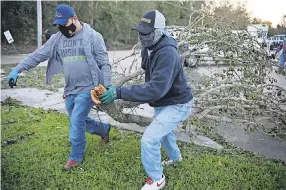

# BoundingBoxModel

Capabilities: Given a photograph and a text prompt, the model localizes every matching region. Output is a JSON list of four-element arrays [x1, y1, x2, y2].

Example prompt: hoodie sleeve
[[13, 34, 56, 73], [117, 48, 179, 103], [92, 30, 111, 87]]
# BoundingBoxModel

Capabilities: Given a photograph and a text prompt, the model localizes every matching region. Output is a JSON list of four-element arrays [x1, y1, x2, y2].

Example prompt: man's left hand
[[99, 86, 118, 104]]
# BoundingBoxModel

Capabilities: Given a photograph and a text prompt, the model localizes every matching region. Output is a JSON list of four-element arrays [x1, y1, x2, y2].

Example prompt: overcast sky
[[247, 0, 286, 27], [210, 0, 286, 27]]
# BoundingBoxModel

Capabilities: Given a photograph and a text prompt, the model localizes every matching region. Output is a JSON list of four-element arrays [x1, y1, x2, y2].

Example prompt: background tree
[[251, 17, 262, 24], [211, 1, 250, 29], [280, 14, 286, 28], [1, 0, 248, 47], [261, 20, 272, 28], [1, 1, 37, 43]]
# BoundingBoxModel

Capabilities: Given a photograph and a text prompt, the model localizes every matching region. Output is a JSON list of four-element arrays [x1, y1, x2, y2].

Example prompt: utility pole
[[37, 0, 42, 48]]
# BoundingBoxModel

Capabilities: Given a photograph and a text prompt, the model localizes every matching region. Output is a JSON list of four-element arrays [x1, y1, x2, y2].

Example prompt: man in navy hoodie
[[100, 10, 194, 190]]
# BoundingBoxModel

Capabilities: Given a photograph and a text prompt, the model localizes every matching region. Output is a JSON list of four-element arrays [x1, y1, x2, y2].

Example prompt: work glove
[[91, 84, 106, 105], [104, 85, 111, 90], [7, 70, 19, 88], [99, 86, 118, 104]]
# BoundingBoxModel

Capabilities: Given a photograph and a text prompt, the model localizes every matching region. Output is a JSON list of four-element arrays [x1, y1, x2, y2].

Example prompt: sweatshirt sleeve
[[92, 31, 111, 87], [13, 34, 56, 73], [117, 49, 179, 103]]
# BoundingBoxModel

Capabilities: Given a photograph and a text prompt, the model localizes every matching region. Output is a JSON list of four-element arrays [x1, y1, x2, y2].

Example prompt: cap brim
[[53, 17, 69, 26], [132, 23, 154, 34]]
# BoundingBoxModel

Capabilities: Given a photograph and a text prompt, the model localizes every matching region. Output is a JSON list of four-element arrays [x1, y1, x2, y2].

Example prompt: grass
[[1, 98, 286, 190], [1, 65, 65, 92]]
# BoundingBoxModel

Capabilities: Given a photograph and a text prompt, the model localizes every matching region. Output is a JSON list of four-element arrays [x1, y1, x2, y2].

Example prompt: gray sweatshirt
[[14, 23, 111, 87]]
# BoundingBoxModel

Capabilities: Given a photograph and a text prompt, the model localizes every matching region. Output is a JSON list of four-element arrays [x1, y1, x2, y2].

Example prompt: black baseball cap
[[132, 10, 166, 34]]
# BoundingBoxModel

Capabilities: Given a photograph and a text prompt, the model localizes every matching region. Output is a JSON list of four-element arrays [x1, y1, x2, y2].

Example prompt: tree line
[[1, 1, 285, 47]]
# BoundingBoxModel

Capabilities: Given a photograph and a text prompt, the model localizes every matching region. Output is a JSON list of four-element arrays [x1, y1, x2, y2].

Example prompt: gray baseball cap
[[132, 10, 166, 34]]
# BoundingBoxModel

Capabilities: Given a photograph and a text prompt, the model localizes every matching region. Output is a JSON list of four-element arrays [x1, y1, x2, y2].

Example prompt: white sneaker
[[161, 157, 182, 166], [141, 175, 166, 190]]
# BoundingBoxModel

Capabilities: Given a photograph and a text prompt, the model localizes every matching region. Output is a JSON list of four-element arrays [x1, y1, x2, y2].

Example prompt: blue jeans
[[65, 92, 110, 162], [280, 51, 285, 70], [141, 100, 194, 181]]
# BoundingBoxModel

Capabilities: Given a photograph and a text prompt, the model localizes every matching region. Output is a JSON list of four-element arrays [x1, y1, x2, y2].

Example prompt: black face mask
[[58, 23, 76, 38]]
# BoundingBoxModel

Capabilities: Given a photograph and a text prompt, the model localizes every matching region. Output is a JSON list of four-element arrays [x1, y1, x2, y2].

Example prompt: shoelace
[[145, 177, 153, 185]]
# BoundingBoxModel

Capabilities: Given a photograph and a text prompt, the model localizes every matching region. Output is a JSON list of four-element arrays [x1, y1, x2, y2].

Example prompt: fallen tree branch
[[115, 69, 144, 86]]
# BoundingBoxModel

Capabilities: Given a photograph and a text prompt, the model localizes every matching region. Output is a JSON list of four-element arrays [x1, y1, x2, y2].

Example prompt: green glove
[[104, 85, 111, 89], [99, 86, 118, 104]]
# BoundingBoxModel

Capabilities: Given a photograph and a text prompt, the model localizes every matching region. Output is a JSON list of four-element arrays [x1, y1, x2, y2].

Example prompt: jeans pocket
[[177, 100, 194, 122], [166, 106, 189, 123], [180, 107, 191, 122]]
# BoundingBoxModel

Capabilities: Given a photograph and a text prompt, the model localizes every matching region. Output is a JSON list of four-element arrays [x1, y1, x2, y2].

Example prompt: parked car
[[266, 35, 286, 59], [267, 35, 286, 46]]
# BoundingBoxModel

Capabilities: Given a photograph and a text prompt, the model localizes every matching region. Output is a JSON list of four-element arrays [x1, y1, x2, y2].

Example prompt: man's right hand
[[7, 70, 19, 88]]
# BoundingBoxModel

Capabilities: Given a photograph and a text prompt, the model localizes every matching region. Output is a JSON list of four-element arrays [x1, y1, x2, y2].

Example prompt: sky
[[246, 0, 286, 27], [210, 0, 286, 27]]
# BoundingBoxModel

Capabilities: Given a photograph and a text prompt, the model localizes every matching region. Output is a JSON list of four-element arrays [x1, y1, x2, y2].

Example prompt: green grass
[[1, 98, 286, 190], [1, 66, 65, 91]]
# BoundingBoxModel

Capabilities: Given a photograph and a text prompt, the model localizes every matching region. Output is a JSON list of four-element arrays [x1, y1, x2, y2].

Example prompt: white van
[[247, 24, 269, 44]]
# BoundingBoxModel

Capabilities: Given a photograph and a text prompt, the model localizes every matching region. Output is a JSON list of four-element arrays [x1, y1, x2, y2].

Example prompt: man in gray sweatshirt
[[7, 4, 112, 170]]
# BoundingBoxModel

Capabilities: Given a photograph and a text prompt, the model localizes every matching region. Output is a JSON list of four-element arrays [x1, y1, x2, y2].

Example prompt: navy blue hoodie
[[116, 35, 193, 107]]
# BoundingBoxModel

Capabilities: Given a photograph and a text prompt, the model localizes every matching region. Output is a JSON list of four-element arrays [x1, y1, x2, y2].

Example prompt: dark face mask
[[139, 32, 155, 48], [58, 22, 76, 38]]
